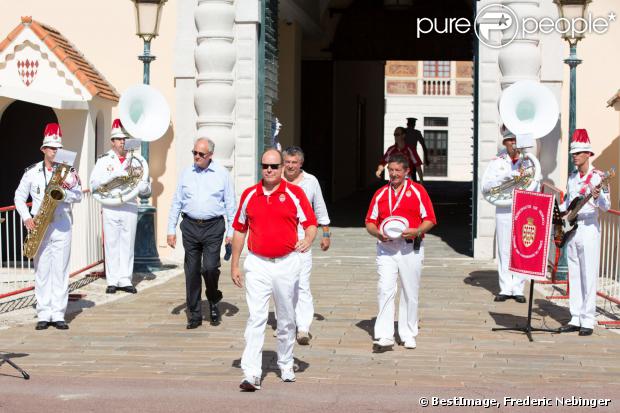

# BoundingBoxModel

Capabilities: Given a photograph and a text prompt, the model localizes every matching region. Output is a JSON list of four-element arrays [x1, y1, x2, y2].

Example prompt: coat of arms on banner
[[17, 59, 39, 86], [521, 217, 536, 248]]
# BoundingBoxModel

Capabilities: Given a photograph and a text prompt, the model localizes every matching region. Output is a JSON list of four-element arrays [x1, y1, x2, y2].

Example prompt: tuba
[[92, 85, 170, 206], [23, 150, 77, 259], [483, 80, 557, 207]]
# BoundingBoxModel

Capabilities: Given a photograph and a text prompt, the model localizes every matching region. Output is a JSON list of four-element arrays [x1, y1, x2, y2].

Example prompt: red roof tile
[[0, 16, 119, 102]]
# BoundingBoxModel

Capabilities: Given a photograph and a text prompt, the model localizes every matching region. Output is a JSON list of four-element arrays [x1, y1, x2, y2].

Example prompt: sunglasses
[[191, 150, 210, 158], [261, 163, 281, 170]]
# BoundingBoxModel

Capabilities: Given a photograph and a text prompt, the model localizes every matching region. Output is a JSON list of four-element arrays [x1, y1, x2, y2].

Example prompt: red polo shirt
[[380, 144, 421, 169], [365, 179, 437, 237], [233, 180, 317, 258]]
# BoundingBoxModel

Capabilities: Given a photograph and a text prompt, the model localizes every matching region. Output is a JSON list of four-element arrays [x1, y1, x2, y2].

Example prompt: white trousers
[[496, 210, 525, 296], [295, 250, 314, 332], [34, 225, 72, 322], [241, 252, 301, 378], [374, 239, 424, 342], [567, 219, 600, 329], [103, 204, 138, 287]]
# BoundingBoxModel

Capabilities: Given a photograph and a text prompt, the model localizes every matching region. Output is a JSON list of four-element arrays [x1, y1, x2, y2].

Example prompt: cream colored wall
[[0, 1, 178, 257], [273, 20, 302, 149], [559, 0, 619, 207]]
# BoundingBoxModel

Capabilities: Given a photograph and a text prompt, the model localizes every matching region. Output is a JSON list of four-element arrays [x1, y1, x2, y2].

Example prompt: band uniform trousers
[[34, 221, 72, 322], [295, 249, 314, 333], [374, 238, 424, 343], [241, 252, 301, 379], [103, 204, 138, 288], [566, 216, 600, 329], [180, 216, 225, 321], [496, 208, 525, 296]]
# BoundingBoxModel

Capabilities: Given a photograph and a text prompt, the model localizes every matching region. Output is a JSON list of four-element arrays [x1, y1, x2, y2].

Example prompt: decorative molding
[[195, 0, 236, 167]]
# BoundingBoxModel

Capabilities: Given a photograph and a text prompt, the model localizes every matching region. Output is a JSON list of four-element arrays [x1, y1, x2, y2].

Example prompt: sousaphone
[[484, 80, 558, 207], [93, 85, 170, 206]]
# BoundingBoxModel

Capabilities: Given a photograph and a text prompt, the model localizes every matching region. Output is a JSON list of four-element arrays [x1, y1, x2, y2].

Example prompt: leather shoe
[[514, 295, 526, 303], [559, 324, 580, 333], [53, 321, 69, 330], [119, 286, 138, 294], [494, 294, 510, 302], [579, 327, 593, 336], [210, 303, 220, 324], [186, 319, 202, 329], [106, 286, 117, 294], [35, 321, 50, 330]]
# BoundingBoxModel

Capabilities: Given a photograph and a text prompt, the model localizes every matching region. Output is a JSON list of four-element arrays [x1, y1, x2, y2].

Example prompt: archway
[[0, 100, 58, 206]]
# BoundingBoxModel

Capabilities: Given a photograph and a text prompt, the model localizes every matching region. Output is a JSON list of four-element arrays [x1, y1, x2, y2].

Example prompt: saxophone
[[23, 164, 70, 259]]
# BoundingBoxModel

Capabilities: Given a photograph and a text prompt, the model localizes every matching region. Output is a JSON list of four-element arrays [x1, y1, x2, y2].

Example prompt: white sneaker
[[372, 337, 395, 351], [403, 339, 417, 349], [281, 368, 296, 382], [296, 331, 311, 345], [239, 376, 261, 391]]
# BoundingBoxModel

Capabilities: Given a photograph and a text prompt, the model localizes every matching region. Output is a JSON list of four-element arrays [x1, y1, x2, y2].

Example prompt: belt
[[181, 213, 223, 224]]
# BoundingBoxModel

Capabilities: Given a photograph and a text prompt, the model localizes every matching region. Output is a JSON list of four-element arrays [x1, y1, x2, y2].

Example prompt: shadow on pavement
[[170, 301, 239, 321], [465, 270, 500, 296], [65, 299, 95, 323], [232, 351, 310, 380]]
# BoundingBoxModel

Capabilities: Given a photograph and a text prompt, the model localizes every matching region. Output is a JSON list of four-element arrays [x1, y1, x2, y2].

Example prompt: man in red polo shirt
[[366, 153, 436, 352], [231, 148, 317, 391]]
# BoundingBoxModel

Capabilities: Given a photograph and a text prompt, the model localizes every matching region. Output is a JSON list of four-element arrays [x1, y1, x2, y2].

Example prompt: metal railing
[[0, 190, 103, 303], [598, 209, 620, 326]]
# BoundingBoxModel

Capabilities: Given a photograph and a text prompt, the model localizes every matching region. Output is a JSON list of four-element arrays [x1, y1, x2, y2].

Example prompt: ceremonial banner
[[509, 189, 554, 280]]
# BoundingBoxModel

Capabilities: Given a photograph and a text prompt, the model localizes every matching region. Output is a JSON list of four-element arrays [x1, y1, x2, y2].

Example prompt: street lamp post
[[131, 0, 167, 272], [553, 0, 591, 279]]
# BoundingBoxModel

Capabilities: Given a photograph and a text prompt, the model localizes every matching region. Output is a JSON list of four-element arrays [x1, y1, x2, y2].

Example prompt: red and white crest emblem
[[406, 190, 412, 197], [521, 217, 536, 248], [17, 59, 39, 86], [279, 194, 286, 203]]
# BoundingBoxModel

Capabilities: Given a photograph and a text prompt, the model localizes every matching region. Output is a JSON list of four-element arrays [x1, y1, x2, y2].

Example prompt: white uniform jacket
[[481, 151, 540, 213], [14, 161, 82, 225], [295, 171, 330, 239], [90, 149, 151, 207], [560, 166, 611, 217]]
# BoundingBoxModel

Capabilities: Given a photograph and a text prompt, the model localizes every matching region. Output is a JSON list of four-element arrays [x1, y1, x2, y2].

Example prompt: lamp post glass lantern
[[554, 0, 590, 279], [131, 0, 167, 271]]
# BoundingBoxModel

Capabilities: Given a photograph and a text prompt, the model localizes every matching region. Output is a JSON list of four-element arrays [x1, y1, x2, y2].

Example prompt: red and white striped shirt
[[233, 180, 317, 258], [365, 179, 437, 237]]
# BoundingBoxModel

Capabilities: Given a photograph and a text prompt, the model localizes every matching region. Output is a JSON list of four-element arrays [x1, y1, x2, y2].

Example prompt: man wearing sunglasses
[[231, 148, 317, 391], [167, 138, 236, 329]]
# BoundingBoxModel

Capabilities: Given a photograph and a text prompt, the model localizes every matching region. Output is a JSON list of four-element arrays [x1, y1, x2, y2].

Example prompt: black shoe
[[186, 319, 202, 329], [559, 324, 580, 333], [210, 303, 221, 324], [494, 294, 510, 302], [35, 321, 50, 330], [579, 327, 593, 336], [119, 286, 138, 294], [53, 321, 69, 330], [106, 286, 117, 294], [514, 295, 526, 303]]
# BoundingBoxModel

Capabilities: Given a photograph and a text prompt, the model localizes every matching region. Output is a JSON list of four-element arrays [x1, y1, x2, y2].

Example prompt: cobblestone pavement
[[1, 228, 619, 411]]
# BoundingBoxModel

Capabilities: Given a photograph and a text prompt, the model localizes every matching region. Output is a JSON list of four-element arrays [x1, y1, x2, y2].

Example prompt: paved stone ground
[[1, 228, 619, 412]]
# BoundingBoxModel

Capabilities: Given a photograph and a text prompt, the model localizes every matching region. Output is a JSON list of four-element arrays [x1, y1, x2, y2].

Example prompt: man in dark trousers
[[405, 117, 430, 168], [167, 138, 236, 329]]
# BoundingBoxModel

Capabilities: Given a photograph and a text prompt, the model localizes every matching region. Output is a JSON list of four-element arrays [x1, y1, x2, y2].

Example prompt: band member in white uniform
[[481, 127, 528, 303], [15, 123, 82, 330], [231, 148, 317, 391], [365, 153, 436, 351], [559, 129, 611, 336], [90, 119, 150, 294], [282, 146, 331, 345]]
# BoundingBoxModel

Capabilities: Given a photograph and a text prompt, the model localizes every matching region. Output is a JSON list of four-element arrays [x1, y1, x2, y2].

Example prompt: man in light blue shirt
[[167, 138, 236, 329]]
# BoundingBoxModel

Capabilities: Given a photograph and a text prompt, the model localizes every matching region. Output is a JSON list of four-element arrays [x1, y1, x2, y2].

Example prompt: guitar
[[559, 167, 615, 248]]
